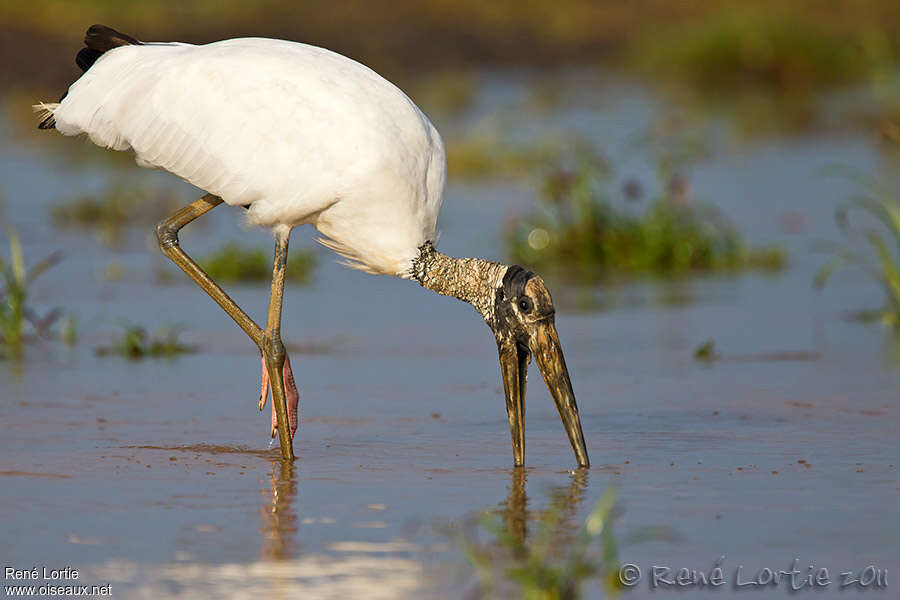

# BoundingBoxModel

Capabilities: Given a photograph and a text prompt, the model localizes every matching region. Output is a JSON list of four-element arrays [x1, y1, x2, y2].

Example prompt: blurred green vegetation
[[630, 10, 899, 136], [694, 339, 718, 362], [814, 167, 900, 326], [0, 228, 65, 359], [95, 321, 194, 359], [52, 184, 182, 229], [408, 71, 479, 119], [632, 12, 889, 93], [506, 154, 786, 279], [3, 1, 899, 167], [198, 243, 316, 284], [51, 183, 185, 248], [446, 137, 565, 180], [3, 1, 898, 93]]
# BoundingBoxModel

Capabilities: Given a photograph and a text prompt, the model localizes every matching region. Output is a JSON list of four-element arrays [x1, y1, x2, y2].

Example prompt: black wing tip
[[76, 24, 142, 73], [75, 48, 103, 72], [84, 24, 142, 52], [37, 115, 56, 130]]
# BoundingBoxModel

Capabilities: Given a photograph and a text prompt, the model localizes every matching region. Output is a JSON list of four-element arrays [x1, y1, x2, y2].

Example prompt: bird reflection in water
[[259, 458, 299, 560], [496, 467, 589, 558], [464, 469, 676, 598], [460, 467, 603, 599]]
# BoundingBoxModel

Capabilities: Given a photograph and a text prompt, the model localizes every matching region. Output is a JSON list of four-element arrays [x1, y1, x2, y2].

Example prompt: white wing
[[48, 38, 446, 276]]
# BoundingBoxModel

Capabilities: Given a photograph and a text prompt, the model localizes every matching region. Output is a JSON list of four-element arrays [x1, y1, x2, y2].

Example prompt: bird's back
[[48, 37, 446, 276]]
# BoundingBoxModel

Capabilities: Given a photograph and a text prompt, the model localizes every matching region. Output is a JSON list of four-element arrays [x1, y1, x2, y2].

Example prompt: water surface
[[1, 74, 897, 598]]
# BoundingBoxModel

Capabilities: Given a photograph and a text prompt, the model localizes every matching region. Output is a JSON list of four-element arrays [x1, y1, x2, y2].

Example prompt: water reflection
[[498, 467, 528, 546], [259, 458, 299, 560], [545, 467, 590, 544], [463, 468, 594, 599], [496, 467, 589, 549]]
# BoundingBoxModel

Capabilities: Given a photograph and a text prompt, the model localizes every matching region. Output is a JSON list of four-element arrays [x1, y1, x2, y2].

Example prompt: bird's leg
[[260, 225, 298, 458], [155, 194, 265, 347], [154, 194, 295, 460]]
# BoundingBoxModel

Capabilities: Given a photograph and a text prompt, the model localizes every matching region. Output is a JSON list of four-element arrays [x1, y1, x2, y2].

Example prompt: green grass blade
[[25, 250, 64, 285], [585, 488, 617, 537], [810, 239, 879, 274], [8, 229, 25, 287], [864, 229, 900, 306], [841, 194, 900, 251], [813, 255, 850, 289]]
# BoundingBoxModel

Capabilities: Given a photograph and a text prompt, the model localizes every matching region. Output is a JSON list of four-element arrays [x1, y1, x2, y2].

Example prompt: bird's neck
[[410, 241, 506, 323]]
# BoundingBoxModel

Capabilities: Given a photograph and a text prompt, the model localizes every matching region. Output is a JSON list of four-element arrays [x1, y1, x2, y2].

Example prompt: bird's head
[[412, 242, 589, 468], [489, 265, 589, 468]]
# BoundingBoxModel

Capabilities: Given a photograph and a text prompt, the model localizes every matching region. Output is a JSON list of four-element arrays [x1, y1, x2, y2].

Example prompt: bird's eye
[[518, 297, 533, 313]]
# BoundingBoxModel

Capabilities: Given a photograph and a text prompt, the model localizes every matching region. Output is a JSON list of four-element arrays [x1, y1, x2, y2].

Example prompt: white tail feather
[[32, 102, 59, 124]]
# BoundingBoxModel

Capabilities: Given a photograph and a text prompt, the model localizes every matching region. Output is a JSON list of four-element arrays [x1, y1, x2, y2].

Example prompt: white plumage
[[47, 37, 446, 276]]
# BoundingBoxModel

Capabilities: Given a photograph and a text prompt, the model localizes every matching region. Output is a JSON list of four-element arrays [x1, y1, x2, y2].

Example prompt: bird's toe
[[266, 354, 299, 439]]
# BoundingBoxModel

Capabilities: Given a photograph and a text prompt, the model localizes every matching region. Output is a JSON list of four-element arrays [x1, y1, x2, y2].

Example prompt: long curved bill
[[498, 319, 590, 468], [498, 343, 529, 466]]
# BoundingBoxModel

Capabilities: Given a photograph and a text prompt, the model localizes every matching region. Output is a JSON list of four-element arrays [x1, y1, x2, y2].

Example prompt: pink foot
[[258, 354, 300, 439]]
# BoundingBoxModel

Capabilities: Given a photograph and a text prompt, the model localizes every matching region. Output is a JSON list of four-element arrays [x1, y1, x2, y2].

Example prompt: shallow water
[[1, 74, 898, 598]]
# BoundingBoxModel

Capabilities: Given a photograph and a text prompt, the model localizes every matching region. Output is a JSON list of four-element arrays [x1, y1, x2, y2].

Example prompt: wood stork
[[36, 25, 589, 467]]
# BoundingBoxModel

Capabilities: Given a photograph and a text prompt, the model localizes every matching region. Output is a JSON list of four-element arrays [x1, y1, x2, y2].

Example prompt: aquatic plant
[[693, 339, 717, 362], [0, 229, 64, 359], [631, 13, 896, 136], [506, 156, 786, 278], [198, 243, 316, 284], [633, 13, 878, 93], [872, 111, 900, 151], [60, 314, 77, 346], [95, 322, 195, 359], [445, 135, 582, 180], [410, 70, 479, 118], [814, 167, 900, 325], [52, 183, 183, 231]]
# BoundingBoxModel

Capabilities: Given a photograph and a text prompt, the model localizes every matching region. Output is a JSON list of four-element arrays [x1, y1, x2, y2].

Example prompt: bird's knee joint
[[155, 221, 179, 250], [265, 335, 286, 366]]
